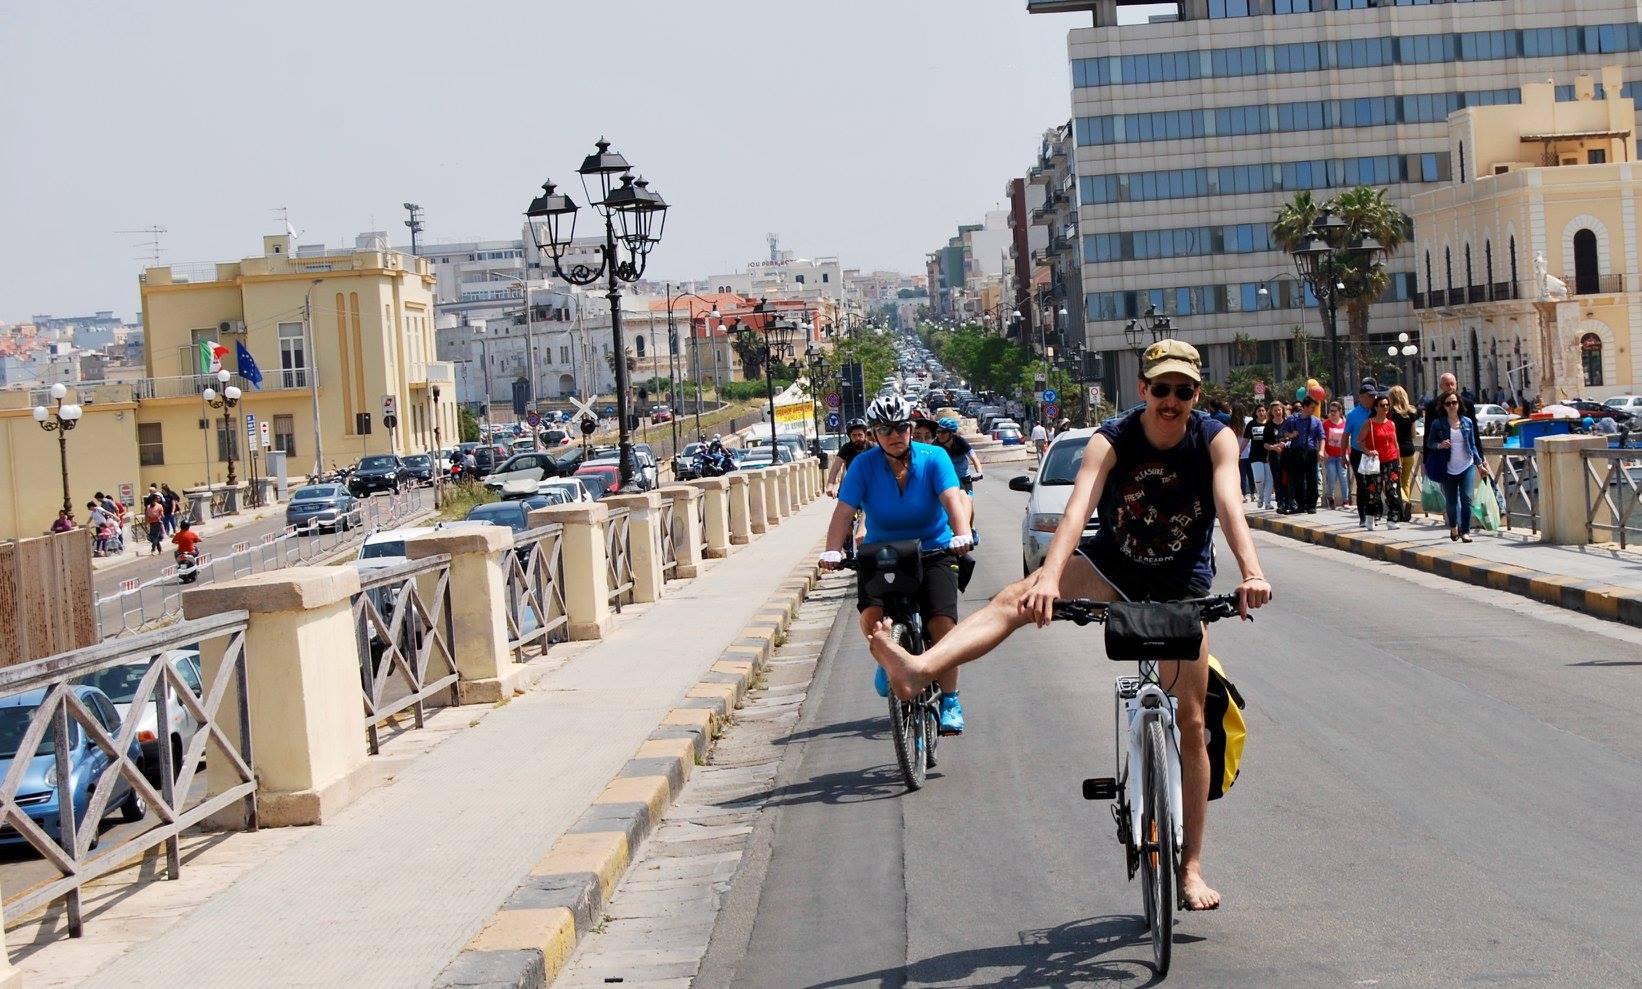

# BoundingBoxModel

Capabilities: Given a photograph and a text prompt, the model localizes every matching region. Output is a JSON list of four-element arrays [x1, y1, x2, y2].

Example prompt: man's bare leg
[[868, 554, 1111, 699], [859, 608, 959, 692], [1163, 634, 1219, 910]]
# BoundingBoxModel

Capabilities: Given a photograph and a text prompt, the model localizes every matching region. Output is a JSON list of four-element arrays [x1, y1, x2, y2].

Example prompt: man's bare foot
[[1180, 865, 1220, 911], [866, 618, 930, 700]]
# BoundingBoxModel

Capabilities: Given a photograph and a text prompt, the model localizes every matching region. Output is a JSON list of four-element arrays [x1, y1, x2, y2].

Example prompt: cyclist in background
[[866, 341, 1271, 909], [820, 395, 974, 734], [825, 419, 871, 497], [933, 415, 982, 535]]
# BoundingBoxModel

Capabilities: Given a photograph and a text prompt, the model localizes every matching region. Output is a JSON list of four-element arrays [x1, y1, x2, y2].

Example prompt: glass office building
[[1036, 0, 1642, 386]]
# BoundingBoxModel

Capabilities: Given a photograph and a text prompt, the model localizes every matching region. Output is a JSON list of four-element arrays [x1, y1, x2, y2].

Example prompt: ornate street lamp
[[806, 344, 830, 442], [33, 382, 82, 516], [667, 289, 720, 442], [1289, 209, 1386, 393], [750, 298, 796, 456], [203, 368, 243, 512], [525, 139, 670, 487]]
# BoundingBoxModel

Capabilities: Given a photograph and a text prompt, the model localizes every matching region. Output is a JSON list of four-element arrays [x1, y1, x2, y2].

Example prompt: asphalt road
[[704, 479, 1642, 987]]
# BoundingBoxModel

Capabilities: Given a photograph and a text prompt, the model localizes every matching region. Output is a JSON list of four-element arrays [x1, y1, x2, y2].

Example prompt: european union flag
[[235, 340, 264, 390]]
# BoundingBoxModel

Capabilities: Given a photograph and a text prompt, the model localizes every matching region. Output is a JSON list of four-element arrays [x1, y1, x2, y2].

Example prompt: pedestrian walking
[[1354, 393, 1403, 530], [1387, 385, 1420, 513], [1231, 402, 1254, 501], [1321, 401, 1351, 510], [1030, 421, 1049, 460], [49, 509, 75, 534], [1245, 405, 1275, 508], [1265, 400, 1292, 512], [1425, 392, 1488, 542], [143, 494, 165, 554], [160, 483, 181, 535], [1280, 396, 1323, 513]]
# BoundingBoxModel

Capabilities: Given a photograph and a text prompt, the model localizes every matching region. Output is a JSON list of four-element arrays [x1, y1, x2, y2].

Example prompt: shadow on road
[[720, 764, 918, 810], [802, 914, 1198, 988], [777, 715, 890, 747]]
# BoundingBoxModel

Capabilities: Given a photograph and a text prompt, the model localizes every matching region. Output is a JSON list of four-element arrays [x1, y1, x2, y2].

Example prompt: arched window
[[1581, 333, 1604, 386], [634, 334, 646, 358], [1484, 240, 1494, 293], [1445, 247, 1454, 293], [1464, 244, 1474, 294], [1509, 236, 1519, 296], [1573, 229, 1599, 294]]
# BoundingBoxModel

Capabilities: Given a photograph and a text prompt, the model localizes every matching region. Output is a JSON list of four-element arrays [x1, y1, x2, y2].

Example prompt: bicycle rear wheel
[[1140, 718, 1174, 975], [888, 623, 927, 790]]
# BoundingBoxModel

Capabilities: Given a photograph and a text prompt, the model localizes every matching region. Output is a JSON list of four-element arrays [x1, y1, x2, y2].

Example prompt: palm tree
[[1271, 190, 1321, 253], [1332, 186, 1409, 368]]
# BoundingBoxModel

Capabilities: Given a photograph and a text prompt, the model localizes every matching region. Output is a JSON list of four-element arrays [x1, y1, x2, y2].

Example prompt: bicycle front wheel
[[1140, 718, 1174, 975], [888, 623, 927, 791]]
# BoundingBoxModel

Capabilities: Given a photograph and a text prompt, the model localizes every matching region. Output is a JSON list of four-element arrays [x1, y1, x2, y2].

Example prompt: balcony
[[1567, 273, 1626, 296], [407, 362, 455, 387], [1426, 289, 1447, 308], [1489, 282, 1518, 302], [1467, 285, 1488, 305]]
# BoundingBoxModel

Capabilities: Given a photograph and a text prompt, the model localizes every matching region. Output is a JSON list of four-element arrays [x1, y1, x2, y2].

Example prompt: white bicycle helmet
[[866, 394, 913, 427]]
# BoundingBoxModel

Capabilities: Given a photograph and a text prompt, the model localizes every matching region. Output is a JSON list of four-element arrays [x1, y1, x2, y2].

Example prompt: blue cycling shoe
[[873, 664, 890, 698], [938, 692, 966, 735]]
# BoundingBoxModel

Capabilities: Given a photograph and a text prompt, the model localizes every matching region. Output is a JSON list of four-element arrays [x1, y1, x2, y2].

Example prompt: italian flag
[[198, 340, 229, 373]]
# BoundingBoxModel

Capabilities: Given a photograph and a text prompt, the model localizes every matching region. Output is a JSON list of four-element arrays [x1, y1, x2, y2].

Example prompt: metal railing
[[1583, 447, 1642, 548], [95, 488, 436, 638], [0, 612, 256, 936], [353, 555, 458, 754], [1566, 273, 1626, 296], [695, 493, 709, 557], [606, 508, 634, 610], [506, 524, 569, 660], [660, 503, 678, 580], [1479, 441, 1540, 534]]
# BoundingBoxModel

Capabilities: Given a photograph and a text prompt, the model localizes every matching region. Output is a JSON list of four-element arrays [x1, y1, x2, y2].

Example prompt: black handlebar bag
[[1104, 601, 1203, 662], [859, 540, 924, 600]]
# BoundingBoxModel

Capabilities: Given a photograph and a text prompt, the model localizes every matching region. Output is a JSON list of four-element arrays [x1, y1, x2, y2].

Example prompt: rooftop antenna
[[271, 206, 304, 242], [767, 232, 780, 263], [117, 225, 167, 265]]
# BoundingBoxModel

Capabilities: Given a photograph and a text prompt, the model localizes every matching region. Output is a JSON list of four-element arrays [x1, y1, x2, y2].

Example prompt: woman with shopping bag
[[1353, 393, 1402, 530], [1424, 393, 1489, 542]]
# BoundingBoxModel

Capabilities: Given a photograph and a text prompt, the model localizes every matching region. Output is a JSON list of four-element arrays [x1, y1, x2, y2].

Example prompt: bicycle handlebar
[[1050, 592, 1243, 627], [836, 548, 956, 573]]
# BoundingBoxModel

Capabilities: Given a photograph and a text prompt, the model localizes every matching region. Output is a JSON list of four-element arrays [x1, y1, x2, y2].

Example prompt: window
[[215, 423, 240, 462], [1509, 236, 1519, 293], [1573, 229, 1600, 294], [278, 321, 307, 388], [1588, 149, 1607, 165], [559, 345, 570, 364], [1424, 252, 1433, 297], [138, 422, 164, 466], [1445, 248, 1454, 293], [1464, 244, 1474, 290], [1581, 333, 1604, 386], [273, 414, 296, 457], [1484, 241, 1494, 289], [1458, 141, 1466, 183]]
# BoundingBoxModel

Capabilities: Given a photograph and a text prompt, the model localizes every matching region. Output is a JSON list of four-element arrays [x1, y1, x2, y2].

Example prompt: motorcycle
[[692, 450, 737, 478], [175, 547, 201, 584]]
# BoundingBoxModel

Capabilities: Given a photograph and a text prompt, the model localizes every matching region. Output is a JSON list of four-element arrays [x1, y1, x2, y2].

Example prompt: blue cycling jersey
[[837, 442, 958, 551]]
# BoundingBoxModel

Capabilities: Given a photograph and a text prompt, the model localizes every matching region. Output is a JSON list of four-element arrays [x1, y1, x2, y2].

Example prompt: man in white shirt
[[1030, 422, 1049, 459]]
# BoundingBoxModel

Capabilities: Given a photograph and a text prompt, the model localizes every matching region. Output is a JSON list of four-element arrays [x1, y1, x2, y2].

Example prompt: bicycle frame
[[1116, 673, 1184, 854]]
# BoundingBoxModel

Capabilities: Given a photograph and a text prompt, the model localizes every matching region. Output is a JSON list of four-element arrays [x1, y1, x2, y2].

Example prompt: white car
[[1603, 395, 1642, 414], [1474, 403, 1512, 434], [78, 649, 206, 783], [1009, 427, 1098, 576], [357, 526, 440, 568], [536, 477, 592, 503]]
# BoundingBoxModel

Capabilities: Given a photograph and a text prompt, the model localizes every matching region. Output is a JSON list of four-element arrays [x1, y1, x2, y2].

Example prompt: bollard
[[784, 461, 801, 510], [403, 525, 521, 703], [799, 458, 814, 502], [605, 491, 666, 603], [183, 567, 370, 827], [530, 502, 615, 639], [744, 471, 769, 534], [661, 484, 705, 577], [687, 476, 731, 558], [725, 474, 753, 544], [1536, 434, 1609, 545]]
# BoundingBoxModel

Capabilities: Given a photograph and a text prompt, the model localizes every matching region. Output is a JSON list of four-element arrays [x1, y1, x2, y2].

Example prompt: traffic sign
[[825, 412, 841, 429], [1044, 403, 1060, 420], [825, 392, 841, 410], [244, 413, 257, 436], [1041, 388, 1058, 404], [259, 420, 271, 449], [526, 411, 542, 428]]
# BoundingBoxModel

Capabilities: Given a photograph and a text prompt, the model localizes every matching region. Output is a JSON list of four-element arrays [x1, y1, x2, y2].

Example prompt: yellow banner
[[774, 402, 811, 427]]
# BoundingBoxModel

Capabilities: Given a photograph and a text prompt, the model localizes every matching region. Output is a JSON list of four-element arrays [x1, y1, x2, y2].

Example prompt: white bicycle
[[1052, 592, 1243, 976]]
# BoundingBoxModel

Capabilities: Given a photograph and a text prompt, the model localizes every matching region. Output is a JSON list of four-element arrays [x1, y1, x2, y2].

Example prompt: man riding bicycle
[[821, 396, 975, 734], [867, 340, 1272, 910], [824, 419, 871, 498], [933, 415, 982, 535]]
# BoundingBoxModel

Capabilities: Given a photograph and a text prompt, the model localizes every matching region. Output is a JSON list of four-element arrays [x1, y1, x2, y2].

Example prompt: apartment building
[[1033, 0, 1642, 391]]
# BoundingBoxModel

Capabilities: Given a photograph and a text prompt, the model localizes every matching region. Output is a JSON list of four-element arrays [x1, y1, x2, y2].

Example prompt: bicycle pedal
[[1082, 777, 1119, 800]]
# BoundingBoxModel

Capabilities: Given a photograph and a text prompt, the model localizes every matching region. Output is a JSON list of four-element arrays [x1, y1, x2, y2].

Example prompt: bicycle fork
[[1083, 683, 1185, 853]]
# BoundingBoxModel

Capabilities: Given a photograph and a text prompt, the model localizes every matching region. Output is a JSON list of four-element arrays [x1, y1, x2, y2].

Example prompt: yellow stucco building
[[0, 234, 456, 540], [1412, 67, 1640, 403]]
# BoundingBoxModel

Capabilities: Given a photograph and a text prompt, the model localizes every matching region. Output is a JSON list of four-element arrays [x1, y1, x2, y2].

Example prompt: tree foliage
[[458, 406, 481, 443], [921, 324, 1031, 398]]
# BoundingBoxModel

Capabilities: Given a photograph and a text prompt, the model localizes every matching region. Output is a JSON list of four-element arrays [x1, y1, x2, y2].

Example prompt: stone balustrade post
[[744, 471, 769, 534], [605, 491, 666, 603], [687, 476, 731, 557], [660, 484, 705, 577], [725, 474, 753, 544], [785, 461, 802, 509], [529, 502, 615, 639], [403, 525, 521, 703], [765, 468, 785, 525], [183, 567, 370, 827], [1537, 434, 1608, 545], [800, 458, 815, 502]]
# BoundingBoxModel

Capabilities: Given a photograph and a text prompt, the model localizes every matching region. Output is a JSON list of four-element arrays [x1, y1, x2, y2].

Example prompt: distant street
[[706, 478, 1642, 986]]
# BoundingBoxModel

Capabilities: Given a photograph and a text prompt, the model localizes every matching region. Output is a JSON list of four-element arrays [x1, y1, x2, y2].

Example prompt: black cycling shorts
[[856, 555, 961, 624], [1076, 545, 1211, 603]]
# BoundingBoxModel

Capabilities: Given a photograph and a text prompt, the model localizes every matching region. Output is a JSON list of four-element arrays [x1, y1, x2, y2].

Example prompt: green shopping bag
[[1471, 475, 1502, 531], [1420, 476, 1446, 513]]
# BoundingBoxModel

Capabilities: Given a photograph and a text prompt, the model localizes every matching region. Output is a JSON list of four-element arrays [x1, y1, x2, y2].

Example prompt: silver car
[[77, 649, 206, 783], [1009, 428, 1098, 576]]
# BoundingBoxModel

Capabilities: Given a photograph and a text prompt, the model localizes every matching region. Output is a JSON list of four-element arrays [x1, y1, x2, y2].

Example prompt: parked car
[[1473, 403, 1512, 434], [286, 484, 359, 533], [574, 463, 627, 497], [746, 435, 807, 463], [357, 526, 440, 566], [401, 454, 436, 486], [0, 685, 147, 847], [470, 444, 509, 478], [484, 452, 564, 491], [582, 458, 653, 491], [540, 428, 572, 447], [76, 650, 206, 785], [1563, 399, 1636, 424], [1010, 427, 1097, 575], [571, 473, 613, 501], [463, 498, 550, 533], [993, 424, 1025, 446], [1602, 395, 1642, 415], [534, 477, 592, 504], [588, 446, 659, 489], [737, 450, 781, 470], [349, 455, 410, 497]]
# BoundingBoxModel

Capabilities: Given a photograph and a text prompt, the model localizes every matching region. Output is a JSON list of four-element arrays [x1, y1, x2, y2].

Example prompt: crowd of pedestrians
[[45, 482, 186, 558]]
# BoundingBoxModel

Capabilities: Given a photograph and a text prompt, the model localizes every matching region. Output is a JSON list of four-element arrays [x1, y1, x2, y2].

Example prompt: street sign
[[526, 411, 542, 428], [1041, 388, 1058, 404], [1253, 379, 1266, 399], [1089, 385, 1103, 407], [245, 413, 257, 437], [825, 392, 841, 410], [1044, 403, 1060, 420], [825, 412, 841, 429], [566, 395, 601, 421], [259, 420, 270, 449]]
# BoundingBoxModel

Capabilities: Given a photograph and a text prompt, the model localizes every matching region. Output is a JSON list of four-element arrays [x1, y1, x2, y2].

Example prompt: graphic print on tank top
[[1109, 456, 1209, 566]]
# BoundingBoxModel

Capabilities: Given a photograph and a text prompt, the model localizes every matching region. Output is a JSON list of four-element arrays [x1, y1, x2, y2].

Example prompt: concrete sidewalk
[[56, 499, 830, 988], [1246, 505, 1642, 625]]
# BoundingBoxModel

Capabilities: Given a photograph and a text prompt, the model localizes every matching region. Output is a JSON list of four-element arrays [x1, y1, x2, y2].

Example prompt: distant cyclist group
[[820, 338, 1272, 914]]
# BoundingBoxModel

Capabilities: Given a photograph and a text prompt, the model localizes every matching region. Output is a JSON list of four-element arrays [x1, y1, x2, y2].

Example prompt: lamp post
[[33, 382, 82, 516], [1123, 304, 1174, 358], [203, 369, 243, 513], [750, 298, 796, 455], [1287, 209, 1386, 393], [484, 268, 540, 449], [525, 139, 670, 488], [1387, 331, 1419, 388], [667, 287, 720, 443], [806, 344, 830, 441]]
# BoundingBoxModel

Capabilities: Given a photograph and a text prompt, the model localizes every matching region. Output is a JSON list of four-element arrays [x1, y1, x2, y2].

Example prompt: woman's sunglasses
[[1148, 382, 1199, 401], [874, 422, 912, 436], [1443, 400, 1460, 407]]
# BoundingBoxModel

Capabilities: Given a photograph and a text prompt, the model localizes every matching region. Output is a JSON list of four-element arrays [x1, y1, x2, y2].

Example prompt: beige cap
[[1141, 339, 1202, 383]]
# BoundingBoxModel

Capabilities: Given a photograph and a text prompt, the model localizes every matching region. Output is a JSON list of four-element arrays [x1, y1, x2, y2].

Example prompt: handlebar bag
[[1104, 601, 1202, 662], [858, 539, 923, 600]]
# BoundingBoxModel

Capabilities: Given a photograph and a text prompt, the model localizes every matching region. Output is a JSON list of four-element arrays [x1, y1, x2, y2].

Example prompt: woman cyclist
[[820, 396, 975, 733], [933, 415, 982, 537]]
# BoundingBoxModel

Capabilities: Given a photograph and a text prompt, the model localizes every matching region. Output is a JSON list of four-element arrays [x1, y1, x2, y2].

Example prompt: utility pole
[[524, 277, 537, 450], [305, 280, 325, 478]]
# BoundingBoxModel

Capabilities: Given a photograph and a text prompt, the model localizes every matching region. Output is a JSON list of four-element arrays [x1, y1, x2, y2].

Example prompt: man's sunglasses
[[1148, 382, 1199, 401], [874, 422, 912, 436]]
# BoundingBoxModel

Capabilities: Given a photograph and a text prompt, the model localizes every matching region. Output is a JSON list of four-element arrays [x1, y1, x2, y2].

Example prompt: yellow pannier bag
[[1203, 654, 1246, 800]]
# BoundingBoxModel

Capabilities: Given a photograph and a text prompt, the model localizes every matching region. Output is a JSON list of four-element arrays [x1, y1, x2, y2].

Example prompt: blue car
[[0, 686, 147, 849]]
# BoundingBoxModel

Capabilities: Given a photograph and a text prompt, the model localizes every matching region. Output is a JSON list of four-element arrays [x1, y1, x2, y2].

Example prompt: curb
[[435, 552, 826, 989], [1247, 513, 1642, 629]]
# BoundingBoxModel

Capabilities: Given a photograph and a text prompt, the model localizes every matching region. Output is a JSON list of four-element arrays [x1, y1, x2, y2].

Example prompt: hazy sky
[[0, 1, 1171, 322]]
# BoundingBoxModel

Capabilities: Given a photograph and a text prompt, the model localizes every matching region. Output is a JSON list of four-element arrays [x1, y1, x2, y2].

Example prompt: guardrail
[[353, 555, 458, 755], [1582, 448, 1642, 548], [505, 524, 569, 661], [660, 504, 678, 580], [95, 488, 435, 639], [606, 508, 634, 610], [694, 492, 709, 558], [1479, 442, 1541, 534], [0, 612, 256, 937]]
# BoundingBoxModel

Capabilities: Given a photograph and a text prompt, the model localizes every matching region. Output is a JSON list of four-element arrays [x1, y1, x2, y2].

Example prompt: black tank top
[[1091, 410, 1223, 585]]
